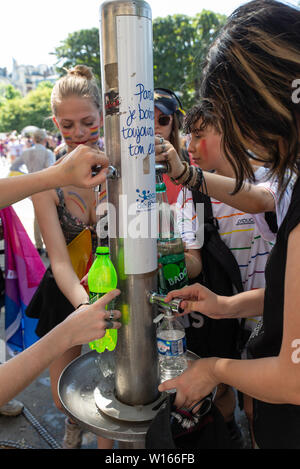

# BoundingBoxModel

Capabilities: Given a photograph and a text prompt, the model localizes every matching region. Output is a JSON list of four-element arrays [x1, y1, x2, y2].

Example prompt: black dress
[[247, 176, 300, 449]]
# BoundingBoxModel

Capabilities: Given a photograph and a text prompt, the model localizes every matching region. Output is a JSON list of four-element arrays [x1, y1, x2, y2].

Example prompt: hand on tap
[[54, 144, 109, 189]]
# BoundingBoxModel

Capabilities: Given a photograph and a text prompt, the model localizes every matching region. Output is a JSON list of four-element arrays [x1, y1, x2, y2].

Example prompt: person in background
[[10, 128, 56, 254], [154, 88, 189, 205]]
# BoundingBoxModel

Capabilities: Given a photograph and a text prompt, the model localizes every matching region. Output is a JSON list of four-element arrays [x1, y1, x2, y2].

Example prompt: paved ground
[[0, 158, 251, 450]]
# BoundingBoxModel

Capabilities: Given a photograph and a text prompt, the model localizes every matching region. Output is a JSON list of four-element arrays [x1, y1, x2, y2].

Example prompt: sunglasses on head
[[158, 115, 171, 126]]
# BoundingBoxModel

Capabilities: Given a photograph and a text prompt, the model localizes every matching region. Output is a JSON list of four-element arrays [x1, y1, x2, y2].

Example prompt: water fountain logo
[[136, 188, 156, 212]]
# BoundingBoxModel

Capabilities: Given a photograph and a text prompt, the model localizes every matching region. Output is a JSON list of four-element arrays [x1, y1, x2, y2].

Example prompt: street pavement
[[0, 158, 251, 450]]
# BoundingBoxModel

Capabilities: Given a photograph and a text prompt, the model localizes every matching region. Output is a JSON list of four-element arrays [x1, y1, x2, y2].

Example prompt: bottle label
[[89, 292, 104, 304], [89, 292, 116, 310], [158, 253, 188, 294], [157, 335, 187, 357]]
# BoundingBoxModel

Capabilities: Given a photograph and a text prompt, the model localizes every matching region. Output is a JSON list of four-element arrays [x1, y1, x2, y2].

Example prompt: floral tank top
[[55, 188, 99, 252]]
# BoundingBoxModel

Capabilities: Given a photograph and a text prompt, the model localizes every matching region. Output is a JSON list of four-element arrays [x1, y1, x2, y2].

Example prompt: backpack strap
[[192, 189, 243, 294], [264, 211, 278, 233]]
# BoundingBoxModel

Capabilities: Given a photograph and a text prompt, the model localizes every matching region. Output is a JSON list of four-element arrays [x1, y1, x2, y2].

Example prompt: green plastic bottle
[[156, 180, 188, 294], [88, 246, 118, 353]]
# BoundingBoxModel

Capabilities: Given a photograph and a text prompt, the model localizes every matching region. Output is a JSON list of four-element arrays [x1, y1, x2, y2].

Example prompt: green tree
[[0, 84, 22, 104], [153, 11, 226, 109], [50, 11, 226, 109], [52, 28, 101, 84], [0, 82, 54, 133]]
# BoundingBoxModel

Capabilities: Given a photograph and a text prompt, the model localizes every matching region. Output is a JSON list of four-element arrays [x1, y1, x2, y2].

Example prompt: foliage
[[50, 12, 226, 110], [1, 11, 227, 131], [52, 28, 101, 85], [0, 84, 22, 104], [0, 82, 54, 133], [153, 11, 226, 110]]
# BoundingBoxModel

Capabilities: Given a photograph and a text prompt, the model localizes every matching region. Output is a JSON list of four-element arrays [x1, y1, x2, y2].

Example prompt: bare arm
[[160, 224, 300, 408], [165, 283, 265, 319], [203, 171, 275, 214], [184, 249, 202, 279], [0, 145, 109, 209], [0, 290, 121, 407], [155, 137, 275, 214]]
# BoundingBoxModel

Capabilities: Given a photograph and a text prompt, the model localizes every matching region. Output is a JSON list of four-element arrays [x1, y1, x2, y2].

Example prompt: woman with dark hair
[[158, 0, 300, 449], [154, 88, 189, 204]]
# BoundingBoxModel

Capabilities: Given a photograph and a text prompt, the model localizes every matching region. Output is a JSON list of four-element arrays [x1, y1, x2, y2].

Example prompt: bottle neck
[[157, 185, 176, 240]]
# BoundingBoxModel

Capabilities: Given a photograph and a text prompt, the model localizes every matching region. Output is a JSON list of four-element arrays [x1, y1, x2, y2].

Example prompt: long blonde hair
[[201, 0, 300, 195]]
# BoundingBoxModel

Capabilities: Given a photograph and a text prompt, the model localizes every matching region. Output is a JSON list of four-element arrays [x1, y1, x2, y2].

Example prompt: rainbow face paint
[[89, 125, 100, 144], [200, 139, 208, 159], [61, 125, 100, 146]]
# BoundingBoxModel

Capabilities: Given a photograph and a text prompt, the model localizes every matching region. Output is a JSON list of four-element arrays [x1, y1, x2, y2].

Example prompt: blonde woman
[[30, 66, 112, 449], [158, 0, 300, 449]]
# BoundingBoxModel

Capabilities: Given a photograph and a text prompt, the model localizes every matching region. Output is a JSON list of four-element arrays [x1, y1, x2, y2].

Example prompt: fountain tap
[[147, 291, 183, 316], [93, 165, 119, 192]]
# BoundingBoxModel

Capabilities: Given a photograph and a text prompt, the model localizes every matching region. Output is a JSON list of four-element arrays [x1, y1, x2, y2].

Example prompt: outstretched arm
[[165, 283, 265, 319], [160, 224, 300, 410], [0, 290, 121, 407], [155, 136, 275, 214], [0, 145, 109, 209]]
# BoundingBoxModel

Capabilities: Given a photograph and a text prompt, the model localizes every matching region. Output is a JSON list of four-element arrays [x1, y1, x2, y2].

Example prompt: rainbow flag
[[0, 207, 46, 354]]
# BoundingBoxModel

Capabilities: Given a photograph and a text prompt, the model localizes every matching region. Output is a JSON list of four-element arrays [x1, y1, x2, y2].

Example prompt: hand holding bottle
[[65, 289, 122, 347], [88, 246, 119, 353]]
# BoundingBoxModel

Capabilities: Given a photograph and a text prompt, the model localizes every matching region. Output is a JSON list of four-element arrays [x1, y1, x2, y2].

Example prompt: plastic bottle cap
[[96, 246, 109, 254], [156, 182, 166, 192]]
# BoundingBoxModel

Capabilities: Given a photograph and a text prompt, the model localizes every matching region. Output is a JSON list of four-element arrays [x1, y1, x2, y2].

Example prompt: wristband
[[76, 302, 90, 309], [170, 161, 189, 185], [182, 165, 194, 186], [187, 167, 204, 191]]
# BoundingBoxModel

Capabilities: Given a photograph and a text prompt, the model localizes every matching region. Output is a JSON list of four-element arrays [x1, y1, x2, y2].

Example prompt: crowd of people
[[0, 0, 299, 451], [0, 131, 60, 162]]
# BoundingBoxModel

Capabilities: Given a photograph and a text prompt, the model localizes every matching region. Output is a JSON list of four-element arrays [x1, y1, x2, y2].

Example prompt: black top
[[247, 176, 300, 449]]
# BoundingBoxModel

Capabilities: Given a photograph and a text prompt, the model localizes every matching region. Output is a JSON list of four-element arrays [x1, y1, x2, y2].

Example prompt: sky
[[0, 0, 298, 72]]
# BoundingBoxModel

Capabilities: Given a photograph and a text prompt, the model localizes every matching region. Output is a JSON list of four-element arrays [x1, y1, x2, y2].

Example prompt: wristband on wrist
[[187, 167, 204, 191], [182, 165, 194, 186], [76, 301, 90, 309], [170, 161, 189, 185]]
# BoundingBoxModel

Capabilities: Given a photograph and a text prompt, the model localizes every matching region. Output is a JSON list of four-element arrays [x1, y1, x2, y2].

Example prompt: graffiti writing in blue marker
[[121, 83, 155, 158]]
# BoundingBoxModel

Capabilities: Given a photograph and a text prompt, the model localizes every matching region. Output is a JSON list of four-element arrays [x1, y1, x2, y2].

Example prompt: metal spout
[[155, 162, 170, 175], [148, 291, 183, 315]]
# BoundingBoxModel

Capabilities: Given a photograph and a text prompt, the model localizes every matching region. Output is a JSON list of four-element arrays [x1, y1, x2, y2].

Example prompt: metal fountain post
[[99, 0, 159, 407], [58, 1, 189, 449]]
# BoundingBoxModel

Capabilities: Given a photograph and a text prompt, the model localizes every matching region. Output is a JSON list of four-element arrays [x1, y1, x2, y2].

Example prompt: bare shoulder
[[32, 188, 59, 206]]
